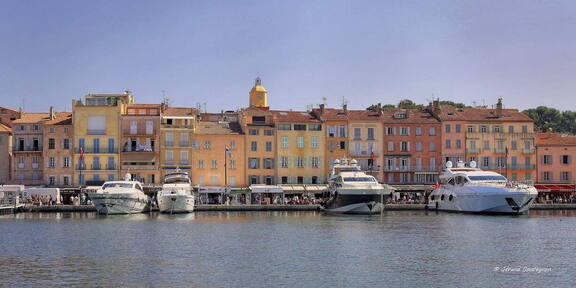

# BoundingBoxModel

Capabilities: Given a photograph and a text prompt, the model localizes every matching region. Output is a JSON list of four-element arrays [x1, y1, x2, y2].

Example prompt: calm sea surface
[[1, 210, 576, 288]]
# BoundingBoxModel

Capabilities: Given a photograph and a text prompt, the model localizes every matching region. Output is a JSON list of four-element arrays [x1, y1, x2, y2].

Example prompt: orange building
[[536, 132, 576, 184], [0, 123, 12, 184], [312, 105, 349, 178], [191, 119, 245, 188], [159, 107, 197, 179], [239, 107, 277, 185], [43, 110, 73, 187], [120, 104, 161, 184], [428, 102, 467, 165], [347, 109, 384, 181]]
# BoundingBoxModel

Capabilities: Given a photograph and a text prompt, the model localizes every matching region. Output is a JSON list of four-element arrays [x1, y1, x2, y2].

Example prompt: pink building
[[536, 132, 576, 184]]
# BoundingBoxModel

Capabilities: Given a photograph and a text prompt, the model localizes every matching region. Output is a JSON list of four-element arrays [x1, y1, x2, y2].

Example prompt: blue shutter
[[108, 156, 115, 170], [108, 138, 115, 153], [93, 138, 99, 153]]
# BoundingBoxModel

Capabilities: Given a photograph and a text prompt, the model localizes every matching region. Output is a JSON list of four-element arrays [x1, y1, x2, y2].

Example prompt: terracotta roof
[[162, 107, 196, 117], [0, 123, 11, 133], [12, 113, 50, 124], [313, 108, 350, 121], [44, 112, 72, 125], [434, 105, 467, 121], [346, 110, 382, 121], [272, 110, 321, 123], [127, 103, 161, 108], [0, 106, 19, 114], [460, 107, 532, 122], [536, 132, 576, 146], [381, 109, 440, 124], [195, 121, 242, 135]]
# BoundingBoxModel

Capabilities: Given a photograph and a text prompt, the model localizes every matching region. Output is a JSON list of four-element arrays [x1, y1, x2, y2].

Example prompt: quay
[[12, 203, 576, 213]]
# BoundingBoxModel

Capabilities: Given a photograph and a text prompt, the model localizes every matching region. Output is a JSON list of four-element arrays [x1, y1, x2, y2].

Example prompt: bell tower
[[249, 77, 268, 109]]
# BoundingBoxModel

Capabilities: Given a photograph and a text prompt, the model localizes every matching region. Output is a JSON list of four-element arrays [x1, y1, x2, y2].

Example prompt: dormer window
[[394, 113, 407, 119], [166, 119, 173, 125]]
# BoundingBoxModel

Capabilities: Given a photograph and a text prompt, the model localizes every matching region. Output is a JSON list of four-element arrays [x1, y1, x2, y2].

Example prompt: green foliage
[[523, 106, 576, 134]]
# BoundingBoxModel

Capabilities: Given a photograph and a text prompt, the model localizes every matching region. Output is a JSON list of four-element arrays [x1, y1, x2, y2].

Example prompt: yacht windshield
[[164, 176, 190, 184], [102, 183, 133, 189], [468, 175, 507, 182], [343, 177, 376, 182]]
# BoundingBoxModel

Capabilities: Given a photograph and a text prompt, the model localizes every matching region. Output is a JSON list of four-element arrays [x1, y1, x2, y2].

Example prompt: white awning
[[250, 185, 283, 193]]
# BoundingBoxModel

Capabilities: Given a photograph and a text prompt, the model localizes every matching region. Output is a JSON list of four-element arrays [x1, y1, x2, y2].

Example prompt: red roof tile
[[162, 107, 197, 117], [536, 132, 576, 146], [0, 123, 11, 133], [271, 110, 321, 123], [12, 113, 50, 124]]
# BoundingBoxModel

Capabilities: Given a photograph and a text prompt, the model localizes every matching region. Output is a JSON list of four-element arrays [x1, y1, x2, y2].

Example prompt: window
[[386, 127, 395, 135], [483, 141, 490, 150], [561, 172, 570, 182], [416, 142, 423, 152], [180, 133, 189, 147], [63, 157, 70, 168], [401, 141, 409, 152], [108, 138, 115, 153], [429, 127, 436, 136], [455, 124, 461, 133], [198, 160, 204, 169], [130, 121, 137, 134], [249, 158, 260, 169], [252, 116, 265, 123], [281, 176, 288, 184], [93, 138, 100, 153], [48, 157, 55, 168], [264, 158, 274, 169], [562, 155, 570, 165], [339, 141, 346, 149], [146, 121, 153, 135], [211, 160, 217, 169], [63, 176, 70, 186], [429, 142, 436, 152], [198, 176, 204, 186], [456, 140, 462, 149], [87, 116, 106, 135], [264, 130, 274, 136], [204, 140, 211, 149], [266, 141, 272, 152], [19, 125, 26, 131], [296, 157, 305, 168], [165, 133, 174, 146], [522, 125, 528, 133], [192, 140, 200, 149], [543, 171, 551, 182], [388, 141, 394, 152], [92, 157, 101, 170], [166, 151, 174, 164], [211, 176, 218, 185], [281, 136, 288, 148], [63, 138, 70, 150], [493, 126, 501, 133], [249, 129, 259, 135], [229, 140, 236, 149], [49, 176, 55, 185], [496, 156, 505, 168], [367, 128, 375, 139], [297, 136, 304, 148], [511, 141, 517, 150], [293, 124, 306, 131], [180, 151, 189, 165], [445, 124, 451, 133], [415, 127, 422, 136], [48, 138, 55, 149], [229, 176, 236, 187], [107, 156, 115, 170], [480, 126, 488, 133], [281, 157, 289, 168], [309, 124, 321, 131], [467, 126, 475, 133], [251, 141, 258, 152], [543, 155, 552, 165], [311, 157, 319, 168], [354, 128, 361, 140], [508, 126, 514, 133], [311, 136, 319, 148], [445, 140, 451, 149], [166, 119, 173, 125], [278, 124, 291, 130], [482, 157, 490, 168]]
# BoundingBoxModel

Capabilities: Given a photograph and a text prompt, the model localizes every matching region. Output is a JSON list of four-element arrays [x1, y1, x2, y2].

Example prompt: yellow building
[[312, 105, 350, 177], [159, 107, 197, 179], [274, 110, 325, 184], [72, 92, 133, 185], [239, 107, 277, 185], [462, 100, 536, 182], [191, 119, 245, 188], [43, 109, 73, 186]]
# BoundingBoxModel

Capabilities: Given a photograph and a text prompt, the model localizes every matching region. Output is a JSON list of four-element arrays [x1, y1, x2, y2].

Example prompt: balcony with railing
[[76, 147, 118, 154], [122, 144, 155, 153], [87, 129, 106, 135], [121, 164, 157, 170], [13, 146, 43, 152], [522, 148, 535, 154], [350, 150, 379, 158], [75, 164, 116, 171], [466, 147, 480, 154], [466, 132, 535, 139], [384, 166, 438, 172]]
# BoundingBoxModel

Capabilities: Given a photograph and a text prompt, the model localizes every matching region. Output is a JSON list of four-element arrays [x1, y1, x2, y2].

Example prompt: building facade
[[11, 113, 49, 185], [43, 110, 73, 187], [347, 109, 384, 181], [313, 106, 349, 178], [382, 108, 442, 184], [72, 93, 132, 185], [121, 104, 161, 184], [0, 123, 12, 184], [536, 132, 576, 184], [159, 107, 197, 180]]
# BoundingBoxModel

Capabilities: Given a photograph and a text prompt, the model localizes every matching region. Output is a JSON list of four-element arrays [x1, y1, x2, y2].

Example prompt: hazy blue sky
[[1, 0, 576, 113]]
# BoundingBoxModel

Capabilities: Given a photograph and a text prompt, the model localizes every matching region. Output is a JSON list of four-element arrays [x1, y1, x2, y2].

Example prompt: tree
[[523, 106, 563, 132], [438, 100, 468, 108]]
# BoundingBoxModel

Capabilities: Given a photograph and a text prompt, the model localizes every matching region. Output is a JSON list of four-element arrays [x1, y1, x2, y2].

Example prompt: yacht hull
[[427, 191, 536, 214], [157, 194, 195, 213], [88, 193, 150, 215], [324, 193, 385, 215]]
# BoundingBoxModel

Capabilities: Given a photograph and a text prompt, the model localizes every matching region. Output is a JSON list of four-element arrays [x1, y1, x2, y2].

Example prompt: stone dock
[[14, 203, 576, 213]]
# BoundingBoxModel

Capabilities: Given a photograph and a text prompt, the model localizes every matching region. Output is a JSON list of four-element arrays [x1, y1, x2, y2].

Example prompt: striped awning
[[534, 184, 576, 193]]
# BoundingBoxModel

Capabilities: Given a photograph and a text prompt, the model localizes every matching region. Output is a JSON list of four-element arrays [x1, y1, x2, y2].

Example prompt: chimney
[[49, 106, 56, 120], [496, 98, 503, 117], [319, 104, 325, 115], [343, 104, 348, 114]]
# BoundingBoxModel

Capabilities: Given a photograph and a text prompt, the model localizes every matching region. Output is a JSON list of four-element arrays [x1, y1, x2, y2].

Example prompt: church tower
[[249, 77, 268, 109]]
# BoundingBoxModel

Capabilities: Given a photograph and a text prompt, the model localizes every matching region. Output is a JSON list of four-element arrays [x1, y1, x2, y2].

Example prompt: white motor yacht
[[426, 161, 537, 214], [157, 170, 195, 213], [323, 158, 394, 214], [88, 173, 150, 215]]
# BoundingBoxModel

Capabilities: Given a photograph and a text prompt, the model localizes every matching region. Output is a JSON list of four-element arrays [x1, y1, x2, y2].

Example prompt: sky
[[1, 0, 576, 113]]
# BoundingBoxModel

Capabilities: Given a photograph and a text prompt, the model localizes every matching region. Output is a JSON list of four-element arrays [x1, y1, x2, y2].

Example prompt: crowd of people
[[535, 193, 576, 204]]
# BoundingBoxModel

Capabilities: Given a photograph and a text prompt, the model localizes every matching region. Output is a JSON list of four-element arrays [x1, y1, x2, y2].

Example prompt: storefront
[[249, 185, 283, 205], [198, 186, 226, 204], [230, 188, 251, 205], [534, 184, 576, 204]]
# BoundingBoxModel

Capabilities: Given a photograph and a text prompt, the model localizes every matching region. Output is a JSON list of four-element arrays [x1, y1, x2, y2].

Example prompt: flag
[[225, 146, 232, 158], [434, 182, 440, 190]]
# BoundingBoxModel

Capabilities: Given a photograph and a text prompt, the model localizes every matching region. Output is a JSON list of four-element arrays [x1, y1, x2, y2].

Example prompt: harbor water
[[1, 210, 576, 287]]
